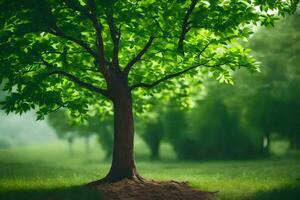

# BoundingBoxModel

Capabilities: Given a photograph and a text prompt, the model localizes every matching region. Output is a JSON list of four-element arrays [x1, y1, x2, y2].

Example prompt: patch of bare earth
[[92, 179, 215, 200]]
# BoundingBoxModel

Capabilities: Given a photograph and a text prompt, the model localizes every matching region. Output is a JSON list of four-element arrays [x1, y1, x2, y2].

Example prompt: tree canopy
[[1, 0, 298, 119]]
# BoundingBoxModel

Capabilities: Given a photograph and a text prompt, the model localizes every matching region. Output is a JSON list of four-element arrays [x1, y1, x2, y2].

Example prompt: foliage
[[47, 110, 77, 141], [138, 114, 164, 159], [164, 85, 262, 160], [47, 110, 114, 157], [86, 115, 113, 158], [240, 9, 300, 149], [192, 85, 264, 159], [163, 100, 190, 159], [0, 0, 298, 119]]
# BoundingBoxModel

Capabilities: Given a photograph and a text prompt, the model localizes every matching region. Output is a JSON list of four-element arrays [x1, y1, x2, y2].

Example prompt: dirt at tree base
[[93, 179, 215, 200]]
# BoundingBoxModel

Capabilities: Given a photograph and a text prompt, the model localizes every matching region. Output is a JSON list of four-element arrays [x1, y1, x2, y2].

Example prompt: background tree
[[0, 0, 298, 183], [163, 85, 261, 160], [138, 113, 165, 159], [48, 111, 114, 158], [0, 85, 10, 149], [76, 124, 94, 154], [48, 110, 77, 156], [163, 100, 190, 159], [239, 8, 300, 151], [86, 115, 113, 159], [189, 84, 262, 159]]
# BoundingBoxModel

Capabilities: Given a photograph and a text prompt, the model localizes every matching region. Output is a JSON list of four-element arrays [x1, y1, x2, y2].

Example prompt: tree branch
[[39, 55, 55, 69], [177, 0, 197, 54], [62, 0, 108, 77], [197, 41, 211, 58], [124, 36, 155, 75], [105, 9, 121, 68], [38, 55, 109, 98], [50, 101, 70, 113], [87, 0, 107, 70], [130, 62, 226, 90], [47, 27, 97, 59], [40, 51, 99, 72], [47, 70, 109, 98], [41, 2, 97, 61]]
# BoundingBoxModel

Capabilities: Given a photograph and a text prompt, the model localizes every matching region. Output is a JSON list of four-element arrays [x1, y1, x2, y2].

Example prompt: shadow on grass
[[0, 186, 102, 200], [252, 183, 300, 200]]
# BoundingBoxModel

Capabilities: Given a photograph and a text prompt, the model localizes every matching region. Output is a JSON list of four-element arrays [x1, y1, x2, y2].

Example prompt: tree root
[[86, 177, 109, 186], [86, 173, 145, 186]]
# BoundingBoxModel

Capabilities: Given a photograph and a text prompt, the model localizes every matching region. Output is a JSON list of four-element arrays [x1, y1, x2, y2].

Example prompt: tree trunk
[[106, 96, 138, 181], [95, 81, 141, 184], [105, 145, 113, 160], [68, 137, 74, 156], [262, 132, 270, 155], [150, 145, 159, 160], [86, 73, 142, 185], [85, 136, 90, 154]]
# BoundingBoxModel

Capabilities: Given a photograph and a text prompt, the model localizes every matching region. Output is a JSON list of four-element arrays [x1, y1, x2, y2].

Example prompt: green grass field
[[0, 139, 300, 200]]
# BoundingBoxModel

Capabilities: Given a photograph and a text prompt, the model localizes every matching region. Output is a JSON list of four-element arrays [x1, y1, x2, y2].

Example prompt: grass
[[0, 139, 300, 200]]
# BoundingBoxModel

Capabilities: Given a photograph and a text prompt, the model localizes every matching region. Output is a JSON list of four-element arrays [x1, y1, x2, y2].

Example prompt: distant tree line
[[140, 11, 300, 159], [47, 110, 113, 158]]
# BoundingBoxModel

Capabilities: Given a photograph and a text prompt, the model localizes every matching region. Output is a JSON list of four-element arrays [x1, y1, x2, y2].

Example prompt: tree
[[242, 8, 300, 151], [164, 85, 261, 160], [187, 85, 261, 159], [0, 0, 298, 183], [76, 123, 93, 154], [136, 100, 166, 159], [139, 115, 164, 159], [86, 114, 114, 159], [48, 110, 114, 157], [48, 110, 77, 155], [96, 122, 113, 159], [163, 100, 189, 159]]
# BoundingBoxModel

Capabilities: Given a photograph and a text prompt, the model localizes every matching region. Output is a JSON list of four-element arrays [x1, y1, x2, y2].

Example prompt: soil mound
[[93, 179, 215, 200]]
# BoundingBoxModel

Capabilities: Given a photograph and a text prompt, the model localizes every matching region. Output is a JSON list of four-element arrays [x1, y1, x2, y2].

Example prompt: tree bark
[[106, 92, 139, 182], [89, 79, 141, 184]]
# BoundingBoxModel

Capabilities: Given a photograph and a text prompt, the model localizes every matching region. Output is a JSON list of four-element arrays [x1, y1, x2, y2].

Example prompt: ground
[[94, 179, 214, 200], [0, 140, 300, 200]]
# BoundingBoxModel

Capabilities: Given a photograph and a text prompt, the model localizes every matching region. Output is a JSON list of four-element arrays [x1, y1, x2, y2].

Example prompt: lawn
[[0, 139, 300, 200]]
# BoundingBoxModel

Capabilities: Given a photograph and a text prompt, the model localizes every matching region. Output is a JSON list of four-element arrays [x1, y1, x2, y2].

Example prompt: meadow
[[0, 139, 300, 200]]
